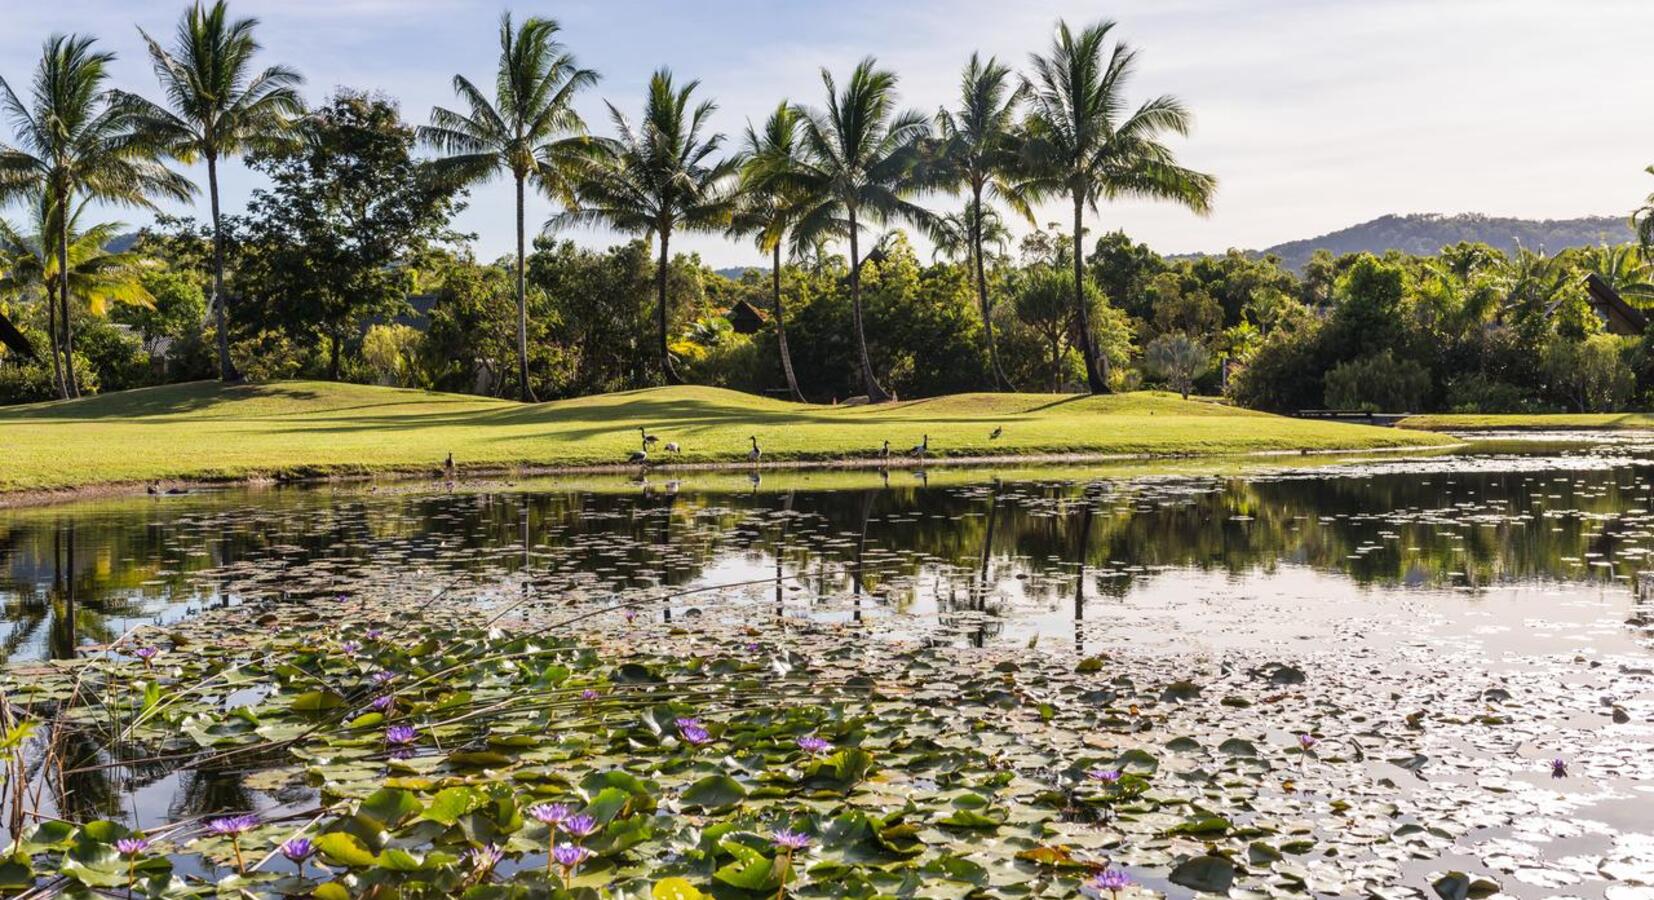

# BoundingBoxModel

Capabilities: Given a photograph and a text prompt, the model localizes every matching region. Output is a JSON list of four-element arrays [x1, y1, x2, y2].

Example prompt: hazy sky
[[4, 0, 1653, 267]]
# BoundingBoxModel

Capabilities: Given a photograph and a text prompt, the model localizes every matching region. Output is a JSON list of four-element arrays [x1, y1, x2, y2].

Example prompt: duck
[[638, 426, 660, 447], [989, 426, 1002, 440], [747, 436, 762, 464], [908, 434, 929, 458]]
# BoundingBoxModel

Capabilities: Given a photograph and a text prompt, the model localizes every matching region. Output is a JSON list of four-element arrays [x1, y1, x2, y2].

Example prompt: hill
[[0, 381, 1450, 496], [1255, 213, 1632, 270]]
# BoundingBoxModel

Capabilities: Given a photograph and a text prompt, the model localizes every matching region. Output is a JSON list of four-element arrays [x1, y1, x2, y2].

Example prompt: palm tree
[[0, 197, 156, 323], [730, 102, 807, 402], [554, 69, 737, 386], [1020, 20, 1215, 393], [1635, 166, 1654, 263], [931, 207, 1009, 264], [421, 14, 597, 401], [786, 58, 936, 403], [933, 53, 1029, 391], [1581, 243, 1654, 304], [123, 1, 303, 385], [0, 33, 193, 398]]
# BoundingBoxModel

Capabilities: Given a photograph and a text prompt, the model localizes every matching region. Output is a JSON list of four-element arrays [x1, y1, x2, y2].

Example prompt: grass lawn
[[1398, 412, 1654, 431], [0, 380, 1453, 494]]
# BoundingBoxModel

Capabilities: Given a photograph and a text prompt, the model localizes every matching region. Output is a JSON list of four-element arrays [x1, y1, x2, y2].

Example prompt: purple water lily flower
[[370, 694, 394, 712], [581, 688, 600, 701], [466, 843, 504, 873], [797, 735, 833, 755], [115, 837, 150, 856], [679, 723, 711, 745], [528, 802, 573, 826], [280, 837, 314, 862], [562, 813, 598, 839], [1298, 733, 1318, 750], [207, 814, 259, 836], [1090, 866, 1131, 895], [365, 629, 383, 640], [552, 843, 592, 867], [341, 640, 361, 656], [133, 646, 159, 663], [371, 670, 395, 685], [1087, 768, 1122, 784], [1551, 757, 1568, 778], [772, 829, 810, 850], [385, 724, 417, 745]]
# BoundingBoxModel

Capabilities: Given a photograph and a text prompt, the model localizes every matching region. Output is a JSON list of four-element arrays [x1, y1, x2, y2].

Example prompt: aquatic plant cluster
[[0, 579, 1425, 899]]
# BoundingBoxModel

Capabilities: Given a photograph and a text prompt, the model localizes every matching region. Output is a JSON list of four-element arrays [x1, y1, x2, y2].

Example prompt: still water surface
[[5, 433, 1654, 663]]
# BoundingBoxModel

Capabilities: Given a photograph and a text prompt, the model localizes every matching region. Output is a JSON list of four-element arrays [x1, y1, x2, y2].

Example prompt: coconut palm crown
[[420, 13, 597, 401], [553, 69, 738, 386], [783, 58, 936, 403], [0, 32, 192, 398], [1019, 19, 1215, 393]]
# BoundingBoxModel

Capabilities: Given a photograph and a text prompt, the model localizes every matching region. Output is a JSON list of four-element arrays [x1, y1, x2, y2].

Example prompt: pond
[[4, 434, 1654, 898]]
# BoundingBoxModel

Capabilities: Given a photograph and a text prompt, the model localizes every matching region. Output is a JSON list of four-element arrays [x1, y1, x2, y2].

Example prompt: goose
[[908, 434, 929, 458], [747, 436, 762, 464], [639, 426, 660, 447], [878, 440, 890, 460], [664, 442, 681, 454], [628, 442, 649, 465], [989, 426, 1002, 440]]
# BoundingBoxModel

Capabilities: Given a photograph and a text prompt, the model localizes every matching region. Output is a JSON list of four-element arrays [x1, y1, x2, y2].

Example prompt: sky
[[3, 0, 1653, 268]]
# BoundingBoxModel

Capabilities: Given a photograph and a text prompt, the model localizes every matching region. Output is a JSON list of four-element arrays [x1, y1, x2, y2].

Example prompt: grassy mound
[[1399, 412, 1654, 431], [0, 380, 1452, 493]]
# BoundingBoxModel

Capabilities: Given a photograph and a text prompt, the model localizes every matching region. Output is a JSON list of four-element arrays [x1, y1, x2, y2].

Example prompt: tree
[[1020, 19, 1215, 393], [420, 14, 596, 401], [1143, 331, 1210, 399], [786, 58, 936, 403], [1581, 243, 1654, 304], [730, 102, 806, 401], [556, 70, 736, 385], [235, 91, 463, 379], [1012, 266, 1077, 391], [125, 0, 304, 384], [932, 53, 1028, 390], [1635, 165, 1654, 263], [0, 33, 192, 398]]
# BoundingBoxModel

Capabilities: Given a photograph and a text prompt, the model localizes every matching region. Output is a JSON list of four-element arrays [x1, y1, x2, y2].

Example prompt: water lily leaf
[[682, 774, 747, 810], [313, 882, 352, 900], [652, 877, 709, 900], [713, 839, 782, 892], [1169, 854, 1236, 893], [314, 832, 378, 867], [359, 788, 421, 828], [290, 690, 346, 712], [1114, 749, 1159, 774], [1168, 815, 1231, 837], [419, 786, 486, 826]]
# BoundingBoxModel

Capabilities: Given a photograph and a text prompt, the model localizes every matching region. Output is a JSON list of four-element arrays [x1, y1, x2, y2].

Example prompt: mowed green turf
[[1399, 412, 1654, 431], [0, 380, 1452, 493]]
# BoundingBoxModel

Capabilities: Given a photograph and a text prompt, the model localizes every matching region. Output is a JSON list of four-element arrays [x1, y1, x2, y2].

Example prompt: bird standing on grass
[[908, 435, 930, 458], [628, 442, 649, 465], [639, 427, 660, 447], [664, 442, 681, 454], [878, 439, 890, 461], [748, 436, 762, 464], [989, 426, 1002, 440]]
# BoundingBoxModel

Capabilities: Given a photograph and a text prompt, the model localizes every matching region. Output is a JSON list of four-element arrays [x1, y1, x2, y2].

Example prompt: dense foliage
[[1, 3, 1653, 415]]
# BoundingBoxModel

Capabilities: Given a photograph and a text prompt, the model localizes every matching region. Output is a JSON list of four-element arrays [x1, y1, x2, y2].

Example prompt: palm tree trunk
[[773, 242, 804, 402], [848, 208, 890, 403], [45, 272, 65, 399], [1072, 194, 1108, 394], [207, 156, 239, 383], [658, 226, 682, 385], [972, 186, 1012, 391], [57, 188, 78, 399], [514, 175, 535, 402]]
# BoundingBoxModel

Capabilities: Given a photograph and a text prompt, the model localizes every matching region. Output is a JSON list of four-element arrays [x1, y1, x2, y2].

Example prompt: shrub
[[1322, 350, 1431, 412]]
